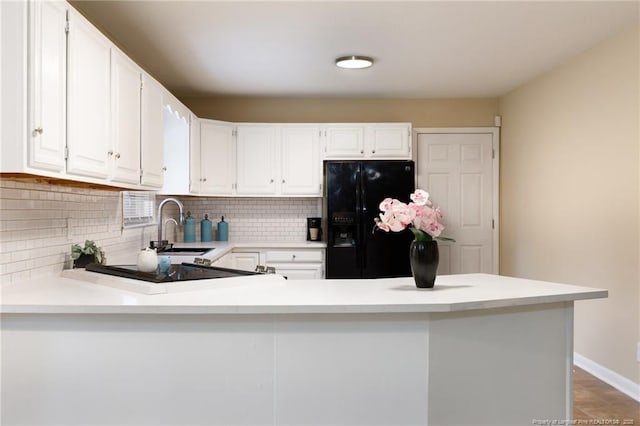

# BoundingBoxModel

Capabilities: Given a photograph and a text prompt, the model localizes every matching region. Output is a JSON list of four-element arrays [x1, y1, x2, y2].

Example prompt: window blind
[[122, 191, 156, 228]]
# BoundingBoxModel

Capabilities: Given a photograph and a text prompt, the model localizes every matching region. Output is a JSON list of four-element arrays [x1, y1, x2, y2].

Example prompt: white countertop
[[1, 273, 607, 315]]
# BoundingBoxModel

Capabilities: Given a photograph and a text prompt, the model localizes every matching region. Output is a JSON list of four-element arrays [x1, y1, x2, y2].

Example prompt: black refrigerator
[[325, 160, 415, 279]]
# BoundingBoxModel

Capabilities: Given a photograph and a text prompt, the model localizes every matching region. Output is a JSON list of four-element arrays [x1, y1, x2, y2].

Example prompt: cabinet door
[[271, 264, 323, 280], [140, 74, 165, 188], [66, 8, 111, 179], [189, 114, 202, 193], [231, 252, 260, 272], [213, 254, 233, 268], [201, 121, 235, 195], [110, 48, 141, 184], [323, 126, 365, 159], [161, 105, 190, 194], [28, 0, 67, 173], [281, 126, 321, 195], [368, 124, 411, 159], [236, 125, 278, 195]]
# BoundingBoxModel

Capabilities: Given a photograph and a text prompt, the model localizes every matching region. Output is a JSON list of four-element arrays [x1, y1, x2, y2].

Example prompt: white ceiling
[[69, 1, 639, 99]]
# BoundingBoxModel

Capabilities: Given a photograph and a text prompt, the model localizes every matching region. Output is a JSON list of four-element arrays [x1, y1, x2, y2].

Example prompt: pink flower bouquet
[[374, 189, 454, 242]]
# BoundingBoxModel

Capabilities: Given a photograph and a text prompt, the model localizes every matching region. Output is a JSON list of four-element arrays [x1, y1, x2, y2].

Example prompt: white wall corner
[[574, 352, 640, 402]]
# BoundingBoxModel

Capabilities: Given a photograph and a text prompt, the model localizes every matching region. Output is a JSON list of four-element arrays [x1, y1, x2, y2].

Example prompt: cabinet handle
[[162, 166, 167, 172], [270, 179, 274, 183], [202, 178, 207, 182], [371, 149, 376, 154], [108, 150, 114, 156], [32, 127, 43, 136], [115, 153, 121, 159], [282, 179, 285, 184], [360, 149, 364, 154], [292, 254, 296, 261]]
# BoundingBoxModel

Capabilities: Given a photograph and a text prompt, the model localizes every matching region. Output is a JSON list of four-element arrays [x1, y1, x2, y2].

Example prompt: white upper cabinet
[[141, 73, 165, 188], [161, 103, 191, 195], [200, 120, 235, 195], [323, 126, 365, 158], [235, 125, 279, 195], [3, 1, 168, 189], [110, 48, 141, 184], [323, 123, 412, 159], [368, 124, 412, 158], [235, 124, 322, 196], [280, 125, 321, 196], [188, 114, 202, 194], [27, 0, 67, 173], [66, 7, 111, 179]]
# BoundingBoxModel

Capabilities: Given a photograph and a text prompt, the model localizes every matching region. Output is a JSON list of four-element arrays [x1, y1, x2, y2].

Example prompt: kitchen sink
[[157, 247, 214, 257]]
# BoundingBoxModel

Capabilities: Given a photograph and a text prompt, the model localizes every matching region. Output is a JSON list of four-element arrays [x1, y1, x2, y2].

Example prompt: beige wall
[[499, 27, 639, 384], [181, 96, 498, 127]]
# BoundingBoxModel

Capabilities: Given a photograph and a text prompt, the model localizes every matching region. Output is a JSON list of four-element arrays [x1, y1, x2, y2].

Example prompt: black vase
[[409, 240, 439, 288]]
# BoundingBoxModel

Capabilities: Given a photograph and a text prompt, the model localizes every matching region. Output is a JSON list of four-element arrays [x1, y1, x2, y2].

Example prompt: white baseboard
[[574, 352, 640, 402]]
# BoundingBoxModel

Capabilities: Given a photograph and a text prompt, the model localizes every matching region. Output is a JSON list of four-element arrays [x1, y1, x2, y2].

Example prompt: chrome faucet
[[157, 197, 185, 246]]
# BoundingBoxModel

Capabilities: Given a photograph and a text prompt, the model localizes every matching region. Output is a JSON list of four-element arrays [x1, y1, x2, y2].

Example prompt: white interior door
[[416, 129, 499, 274]]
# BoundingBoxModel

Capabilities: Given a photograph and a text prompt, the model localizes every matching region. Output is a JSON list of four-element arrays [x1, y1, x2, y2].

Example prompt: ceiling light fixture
[[335, 55, 373, 69]]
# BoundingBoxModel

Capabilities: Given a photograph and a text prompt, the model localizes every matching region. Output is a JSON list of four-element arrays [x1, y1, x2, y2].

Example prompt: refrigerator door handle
[[354, 165, 363, 269]]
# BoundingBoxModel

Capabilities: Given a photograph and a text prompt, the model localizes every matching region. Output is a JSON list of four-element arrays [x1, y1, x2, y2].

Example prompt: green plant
[[71, 240, 104, 264]]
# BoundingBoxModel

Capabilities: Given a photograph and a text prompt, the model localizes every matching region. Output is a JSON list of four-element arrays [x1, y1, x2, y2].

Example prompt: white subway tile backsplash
[[0, 178, 156, 283], [172, 197, 321, 243], [1, 178, 323, 284]]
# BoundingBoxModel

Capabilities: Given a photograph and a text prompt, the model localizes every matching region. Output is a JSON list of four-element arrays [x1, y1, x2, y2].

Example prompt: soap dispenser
[[200, 214, 213, 242], [184, 211, 196, 243], [217, 216, 228, 241]]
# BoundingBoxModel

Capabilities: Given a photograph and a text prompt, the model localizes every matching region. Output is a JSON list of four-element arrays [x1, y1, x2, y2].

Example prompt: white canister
[[137, 247, 158, 273]]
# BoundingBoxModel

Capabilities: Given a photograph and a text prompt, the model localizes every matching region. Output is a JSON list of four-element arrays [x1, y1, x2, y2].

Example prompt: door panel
[[417, 131, 495, 274], [461, 173, 482, 226]]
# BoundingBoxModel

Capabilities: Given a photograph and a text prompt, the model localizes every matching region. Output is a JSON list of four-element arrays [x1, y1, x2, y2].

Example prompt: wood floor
[[573, 366, 640, 424]]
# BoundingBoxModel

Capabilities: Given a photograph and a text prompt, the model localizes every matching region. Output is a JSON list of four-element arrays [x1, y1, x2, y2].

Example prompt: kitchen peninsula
[[1, 273, 606, 426]]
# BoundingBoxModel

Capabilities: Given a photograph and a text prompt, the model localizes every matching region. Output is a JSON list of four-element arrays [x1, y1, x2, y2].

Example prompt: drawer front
[[265, 250, 323, 263], [268, 262, 323, 280]]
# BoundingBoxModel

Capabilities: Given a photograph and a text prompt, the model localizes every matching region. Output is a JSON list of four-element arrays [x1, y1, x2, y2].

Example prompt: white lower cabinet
[[264, 249, 324, 279], [233, 252, 261, 272], [215, 247, 325, 279], [215, 251, 260, 272], [270, 263, 323, 280]]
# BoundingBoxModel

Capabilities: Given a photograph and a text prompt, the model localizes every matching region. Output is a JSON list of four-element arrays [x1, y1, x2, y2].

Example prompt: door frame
[[412, 127, 500, 274]]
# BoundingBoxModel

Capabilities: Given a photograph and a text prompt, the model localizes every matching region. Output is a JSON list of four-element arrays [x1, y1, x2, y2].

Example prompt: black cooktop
[[85, 262, 260, 284]]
